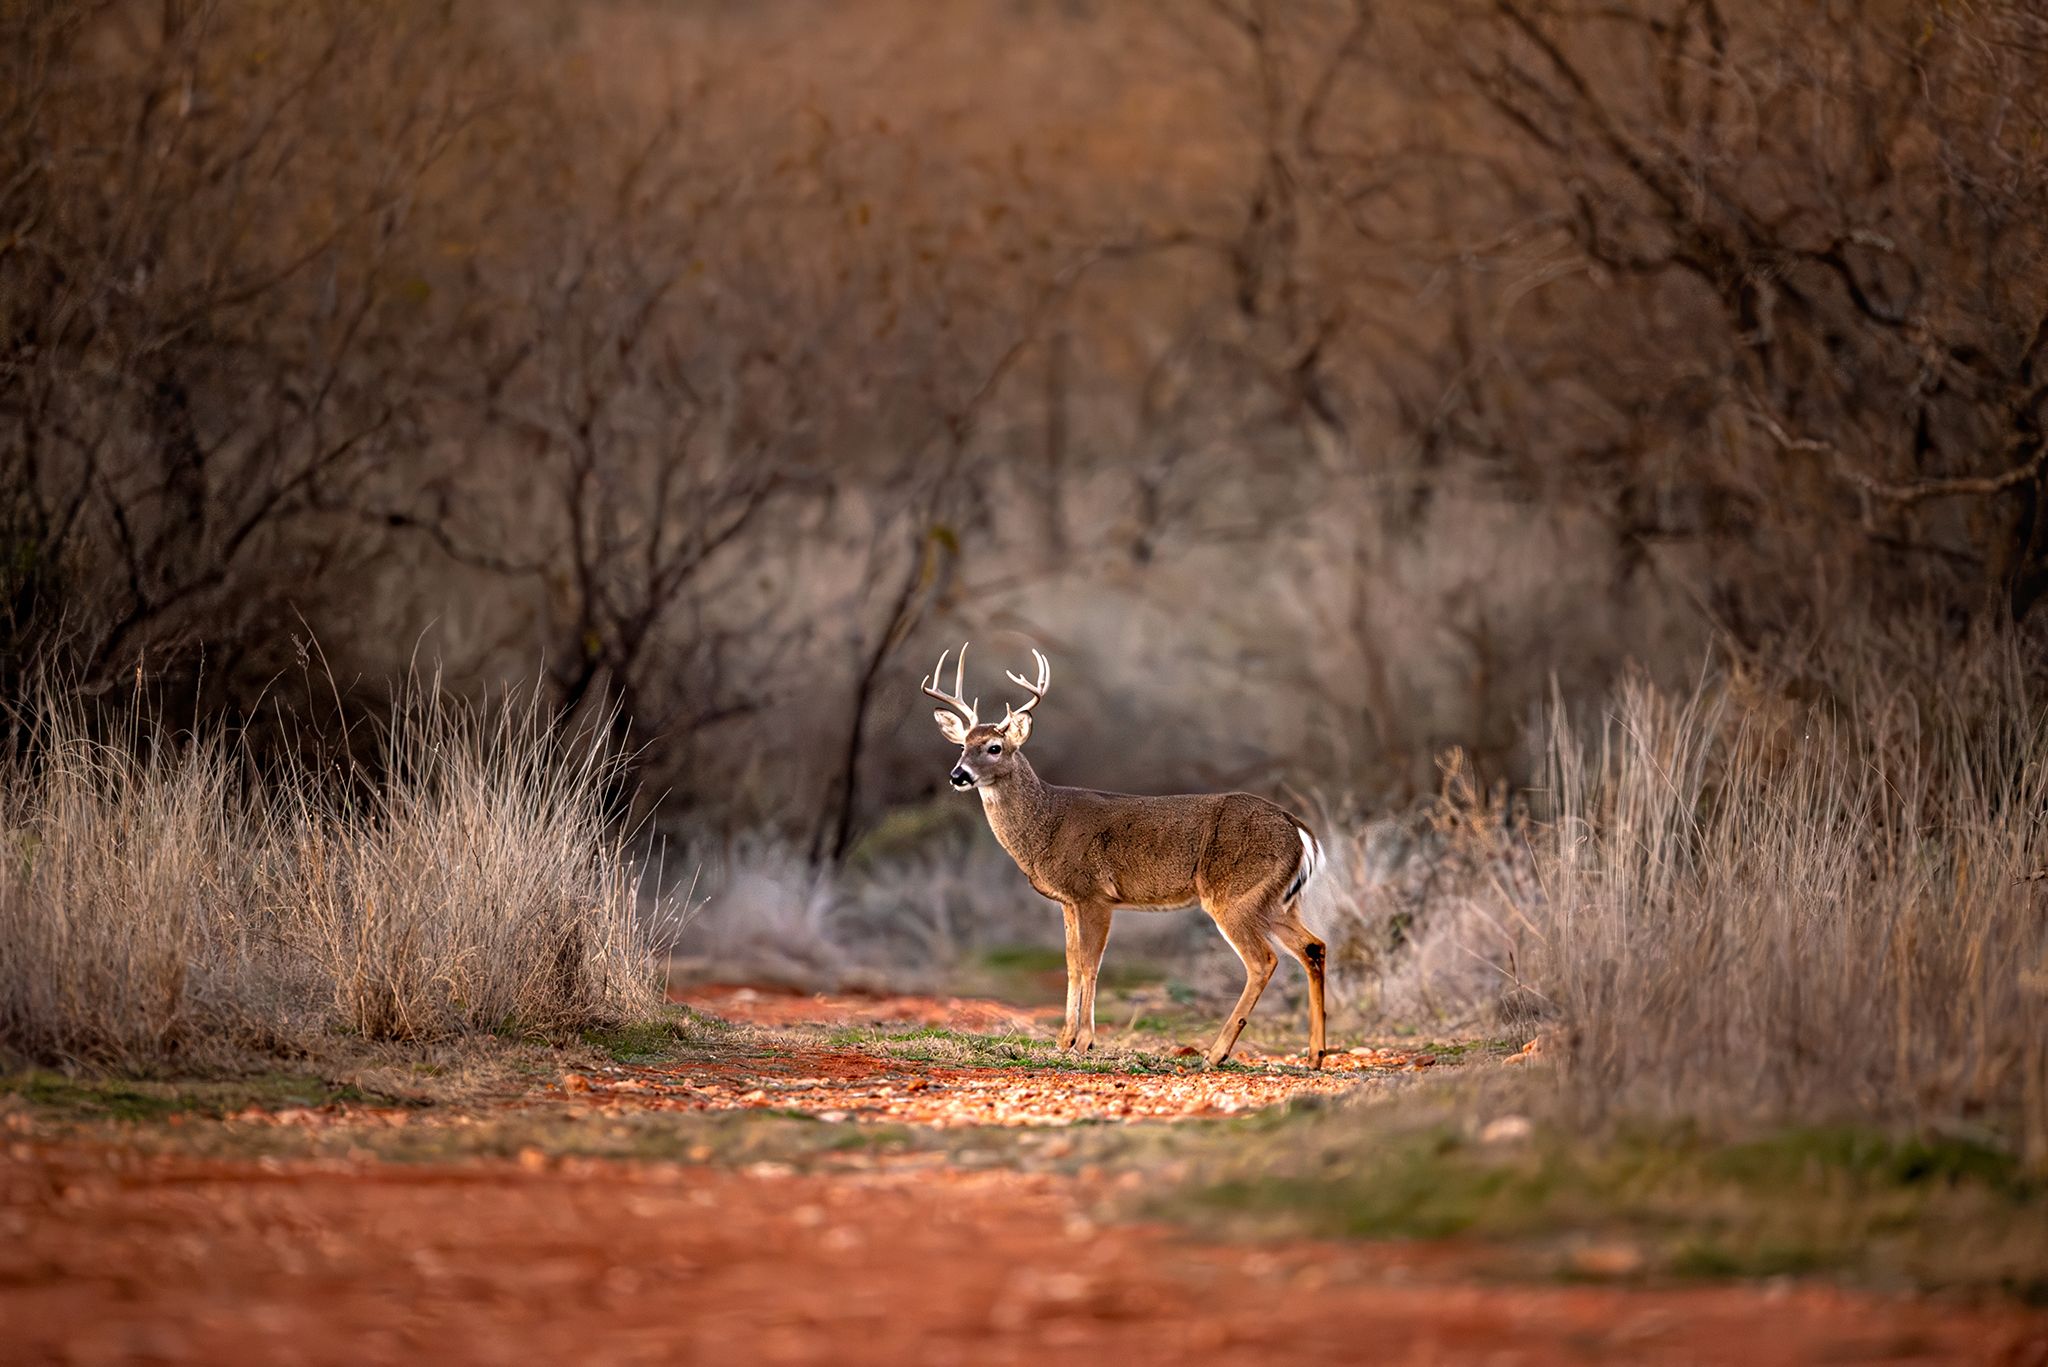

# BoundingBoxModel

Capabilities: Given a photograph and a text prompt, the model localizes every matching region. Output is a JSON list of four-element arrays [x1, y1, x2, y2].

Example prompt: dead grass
[[677, 824, 1216, 994], [0, 688, 670, 1070], [1286, 625, 2048, 1157], [1302, 770, 1543, 1028], [1510, 627, 2048, 1158], [294, 691, 667, 1041]]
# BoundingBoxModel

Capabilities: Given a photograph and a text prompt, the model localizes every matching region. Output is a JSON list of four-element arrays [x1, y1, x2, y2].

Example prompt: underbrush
[[674, 823, 1227, 996], [1301, 767, 1542, 1025], [1307, 624, 2048, 1161], [1535, 629, 2048, 1158], [0, 689, 671, 1070]]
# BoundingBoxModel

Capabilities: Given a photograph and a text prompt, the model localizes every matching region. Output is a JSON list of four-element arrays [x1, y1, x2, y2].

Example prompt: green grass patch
[[1173, 1096, 2048, 1294], [979, 945, 1065, 974], [1668, 1239, 1831, 1281], [1705, 1126, 2030, 1195], [1421, 1039, 1522, 1062], [1, 1069, 381, 1122], [582, 1008, 726, 1062], [1195, 1125, 1561, 1241]]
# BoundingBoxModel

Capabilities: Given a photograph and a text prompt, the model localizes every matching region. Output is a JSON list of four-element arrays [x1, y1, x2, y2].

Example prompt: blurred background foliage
[[6, 0, 2046, 856]]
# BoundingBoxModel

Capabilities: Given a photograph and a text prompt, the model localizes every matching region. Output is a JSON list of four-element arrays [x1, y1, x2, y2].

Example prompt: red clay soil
[[565, 1060, 1356, 1126], [8, 990, 2045, 1364], [216, 1041, 1419, 1134], [646, 982, 1434, 1125], [550, 1047, 1425, 1127], [5, 1143, 2042, 1367], [203, 985, 1432, 1144], [686, 982, 1051, 1032]]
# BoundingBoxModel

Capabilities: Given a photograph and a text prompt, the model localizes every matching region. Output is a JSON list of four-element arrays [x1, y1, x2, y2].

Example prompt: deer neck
[[977, 755, 1058, 865]]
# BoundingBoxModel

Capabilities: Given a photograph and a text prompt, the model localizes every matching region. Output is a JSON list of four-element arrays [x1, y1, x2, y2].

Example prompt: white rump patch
[[1285, 826, 1323, 902]]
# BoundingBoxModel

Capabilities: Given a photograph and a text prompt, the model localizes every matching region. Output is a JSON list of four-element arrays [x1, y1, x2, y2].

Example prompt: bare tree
[[1278, 1, 2048, 627], [0, 2, 489, 716]]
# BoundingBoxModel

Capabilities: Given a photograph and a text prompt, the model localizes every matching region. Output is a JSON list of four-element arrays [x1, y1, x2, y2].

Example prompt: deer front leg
[[1056, 901, 1114, 1051], [1058, 904, 1083, 1050], [1071, 903, 1113, 1052]]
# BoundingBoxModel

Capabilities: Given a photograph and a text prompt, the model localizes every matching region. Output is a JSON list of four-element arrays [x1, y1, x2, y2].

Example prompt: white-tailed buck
[[923, 644, 1328, 1067]]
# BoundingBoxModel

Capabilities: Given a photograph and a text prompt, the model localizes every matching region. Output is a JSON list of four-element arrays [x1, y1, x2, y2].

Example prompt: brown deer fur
[[925, 646, 1328, 1067]]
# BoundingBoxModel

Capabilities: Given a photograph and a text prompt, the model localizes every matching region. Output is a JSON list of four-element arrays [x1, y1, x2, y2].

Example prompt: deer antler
[[921, 644, 978, 726], [1002, 648, 1051, 721]]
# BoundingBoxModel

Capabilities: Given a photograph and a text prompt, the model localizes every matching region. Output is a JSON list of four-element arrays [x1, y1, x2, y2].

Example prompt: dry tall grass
[[0, 691, 668, 1069], [1302, 765, 1542, 1025], [1297, 627, 2048, 1155], [675, 829, 1065, 989], [1526, 632, 2048, 1157]]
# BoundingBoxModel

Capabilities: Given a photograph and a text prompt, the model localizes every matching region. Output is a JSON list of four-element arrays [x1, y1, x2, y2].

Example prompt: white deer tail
[[1283, 825, 1323, 904]]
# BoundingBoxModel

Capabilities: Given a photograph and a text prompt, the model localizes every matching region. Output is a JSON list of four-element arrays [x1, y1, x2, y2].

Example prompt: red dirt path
[[5, 988, 2044, 1365], [686, 982, 1051, 1032], [5, 1144, 2041, 1366], [647, 982, 1434, 1125]]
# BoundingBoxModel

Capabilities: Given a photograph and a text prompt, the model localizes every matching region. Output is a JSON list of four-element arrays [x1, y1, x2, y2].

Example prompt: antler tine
[[921, 643, 979, 725], [1001, 647, 1051, 718]]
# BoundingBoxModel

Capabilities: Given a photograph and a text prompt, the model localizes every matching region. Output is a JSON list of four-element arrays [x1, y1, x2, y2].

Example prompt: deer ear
[[934, 710, 968, 745], [1001, 711, 1033, 748]]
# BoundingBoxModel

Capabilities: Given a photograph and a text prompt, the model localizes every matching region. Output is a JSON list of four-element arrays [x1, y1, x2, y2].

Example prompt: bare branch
[[1750, 405, 2046, 506]]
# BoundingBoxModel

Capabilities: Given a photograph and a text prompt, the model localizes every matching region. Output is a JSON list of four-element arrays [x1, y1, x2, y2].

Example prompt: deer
[[922, 644, 1329, 1068]]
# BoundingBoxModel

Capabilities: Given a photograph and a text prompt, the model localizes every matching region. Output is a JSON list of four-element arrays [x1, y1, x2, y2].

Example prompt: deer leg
[[1058, 904, 1084, 1050], [1272, 908, 1329, 1068], [1070, 903, 1114, 1052], [1204, 907, 1278, 1067]]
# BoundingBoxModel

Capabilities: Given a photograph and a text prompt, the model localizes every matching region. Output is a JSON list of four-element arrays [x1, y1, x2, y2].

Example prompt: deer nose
[[949, 767, 973, 789]]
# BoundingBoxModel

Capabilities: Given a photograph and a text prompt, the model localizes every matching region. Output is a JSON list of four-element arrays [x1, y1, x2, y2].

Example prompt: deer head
[[922, 643, 1050, 790]]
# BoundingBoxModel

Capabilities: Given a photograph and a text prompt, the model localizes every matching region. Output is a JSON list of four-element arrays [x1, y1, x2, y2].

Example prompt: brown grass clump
[[1529, 629, 2048, 1158], [0, 690, 669, 1070], [0, 727, 297, 1065]]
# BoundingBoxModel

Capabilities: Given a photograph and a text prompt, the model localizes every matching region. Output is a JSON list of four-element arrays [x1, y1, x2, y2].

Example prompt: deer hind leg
[[1271, 905, 1329, 1069], [1203, 902, 1278, 1067], [1058, 902, 1113, 1052]]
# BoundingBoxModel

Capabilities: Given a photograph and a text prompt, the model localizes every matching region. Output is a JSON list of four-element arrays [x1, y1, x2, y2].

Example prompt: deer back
[[989, 778, 1304, 910]]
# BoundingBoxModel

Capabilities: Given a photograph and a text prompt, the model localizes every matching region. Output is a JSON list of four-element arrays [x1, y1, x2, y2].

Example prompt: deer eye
[[985, 742, 1002, 755]]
